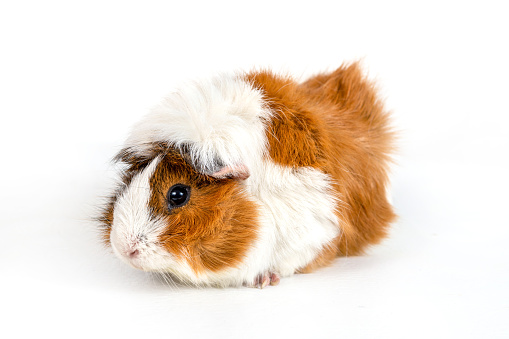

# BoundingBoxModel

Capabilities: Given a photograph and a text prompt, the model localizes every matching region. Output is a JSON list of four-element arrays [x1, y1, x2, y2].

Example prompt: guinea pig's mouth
[[111, 242, 181, 274], [109, 228, 199, 280], [109, 235, 146, 270], [112, 246, 156, 271]]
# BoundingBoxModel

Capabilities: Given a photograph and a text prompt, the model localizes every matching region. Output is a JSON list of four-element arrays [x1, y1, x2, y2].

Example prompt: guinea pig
[[99, 62, 396, 288]]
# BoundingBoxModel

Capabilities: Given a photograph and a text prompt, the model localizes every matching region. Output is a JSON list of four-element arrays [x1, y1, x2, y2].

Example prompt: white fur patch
[[252, 163, 341, 276], [124, 74, 272, 175]]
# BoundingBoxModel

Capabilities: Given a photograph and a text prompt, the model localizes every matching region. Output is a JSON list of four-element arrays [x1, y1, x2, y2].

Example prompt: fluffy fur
[[123, 75, 272, 176], [100, 62, 396, 287]]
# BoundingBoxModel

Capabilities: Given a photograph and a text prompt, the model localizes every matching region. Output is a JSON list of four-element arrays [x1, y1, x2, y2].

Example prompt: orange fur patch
[[148, 149, 259, 274]]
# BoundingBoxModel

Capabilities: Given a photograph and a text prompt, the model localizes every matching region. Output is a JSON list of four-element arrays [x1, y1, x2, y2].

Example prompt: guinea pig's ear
[[211, 164, 250, 180]]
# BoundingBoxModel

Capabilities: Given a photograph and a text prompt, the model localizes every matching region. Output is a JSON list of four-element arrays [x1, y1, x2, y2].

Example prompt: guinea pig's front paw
[[246, 272, 281, 289]]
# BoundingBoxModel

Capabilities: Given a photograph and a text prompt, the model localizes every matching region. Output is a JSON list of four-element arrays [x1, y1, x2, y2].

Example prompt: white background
[[1, 1, 508, 338]]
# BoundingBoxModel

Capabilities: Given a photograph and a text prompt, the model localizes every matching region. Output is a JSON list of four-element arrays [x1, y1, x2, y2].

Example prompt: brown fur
[[246, 62, 396, 271], [148, 149, 259, 274]]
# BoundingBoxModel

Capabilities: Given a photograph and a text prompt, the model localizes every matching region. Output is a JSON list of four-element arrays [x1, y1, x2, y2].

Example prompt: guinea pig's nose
[[128, 249, 139, 258]]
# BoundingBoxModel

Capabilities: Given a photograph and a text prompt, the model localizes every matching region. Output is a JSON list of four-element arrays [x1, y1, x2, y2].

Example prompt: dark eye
[[167, 184, 191, 209]]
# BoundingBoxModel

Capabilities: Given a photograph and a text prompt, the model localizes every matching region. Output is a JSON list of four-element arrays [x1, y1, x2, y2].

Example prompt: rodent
[[99, 62, 396, 288]]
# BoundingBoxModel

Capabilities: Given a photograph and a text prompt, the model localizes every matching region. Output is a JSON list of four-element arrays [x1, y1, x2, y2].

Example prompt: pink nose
[[128, 249, 139, 258]]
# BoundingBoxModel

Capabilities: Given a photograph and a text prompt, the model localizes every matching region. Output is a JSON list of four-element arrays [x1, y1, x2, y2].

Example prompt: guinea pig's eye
[[167, 184, 191, 209]]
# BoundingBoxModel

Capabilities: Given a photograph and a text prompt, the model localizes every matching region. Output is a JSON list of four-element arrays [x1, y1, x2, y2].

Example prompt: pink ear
[[211, 165, 250, 180]]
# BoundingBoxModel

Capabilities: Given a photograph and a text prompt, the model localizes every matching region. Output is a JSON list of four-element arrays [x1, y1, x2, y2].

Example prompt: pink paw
[[247, 272, 280, 289]]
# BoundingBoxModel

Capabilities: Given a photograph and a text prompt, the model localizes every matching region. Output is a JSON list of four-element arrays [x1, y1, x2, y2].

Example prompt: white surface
[[1, 1, 508, 338]]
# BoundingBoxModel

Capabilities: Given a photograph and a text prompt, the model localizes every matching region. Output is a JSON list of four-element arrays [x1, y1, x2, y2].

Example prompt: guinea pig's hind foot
[[246, 272, 280, 289]]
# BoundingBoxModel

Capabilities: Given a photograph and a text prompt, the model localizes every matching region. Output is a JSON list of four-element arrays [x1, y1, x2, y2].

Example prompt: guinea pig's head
[[99, 144, 259, 286]]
